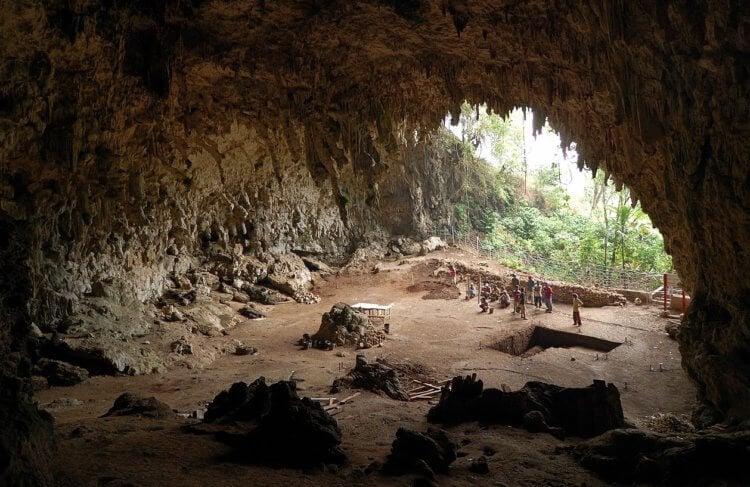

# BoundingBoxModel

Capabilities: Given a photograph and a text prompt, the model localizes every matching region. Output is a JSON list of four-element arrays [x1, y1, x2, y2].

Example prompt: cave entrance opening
[[443, 103, 673, 290]]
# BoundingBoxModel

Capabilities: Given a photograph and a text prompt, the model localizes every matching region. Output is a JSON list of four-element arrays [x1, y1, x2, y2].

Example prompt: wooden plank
[[339, 392, 361, 404], [324, 405, 340, 412], [308, 397, 333, 402], [411, 379, 441, 390], [406, 385, 431, 394], [409, 390, 442, 400]]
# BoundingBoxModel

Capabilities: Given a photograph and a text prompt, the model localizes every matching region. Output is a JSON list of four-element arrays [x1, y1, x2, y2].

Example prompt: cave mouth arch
[[2, 0, 750, 483]]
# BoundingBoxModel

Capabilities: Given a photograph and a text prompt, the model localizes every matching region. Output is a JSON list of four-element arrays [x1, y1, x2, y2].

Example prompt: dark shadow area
[[494, 326, 621, 357]]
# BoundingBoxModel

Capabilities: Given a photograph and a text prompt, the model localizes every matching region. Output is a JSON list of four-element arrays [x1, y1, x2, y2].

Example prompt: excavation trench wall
[[494, 326, 621, 357], [1, 1, 750, 482]]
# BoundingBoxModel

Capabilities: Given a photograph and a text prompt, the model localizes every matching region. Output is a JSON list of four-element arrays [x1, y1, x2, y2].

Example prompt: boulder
[[103, 393, 173, 419], [171, 337, 193, 355], [33, 358, 89, 386], [239, 304, 266, 319], [241, 283, 290, 305], [263, 252, 313, 295], [428, 375, 624, 438], [383, 427, 457, 475], [665, 321, 680, 340], [348, 353, 408, 400], [202, 378, 347, 468], [421, 236, 446, 253], [300, 256, 336, 276], [204, 378, 271, 423]]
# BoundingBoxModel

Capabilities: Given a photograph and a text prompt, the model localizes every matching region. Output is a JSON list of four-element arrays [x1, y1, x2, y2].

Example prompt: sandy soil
[[36, 248, 695, 486]]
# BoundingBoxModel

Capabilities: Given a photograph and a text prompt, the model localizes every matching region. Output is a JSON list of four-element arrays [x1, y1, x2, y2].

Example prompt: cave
[[2, 0, 750, 484]]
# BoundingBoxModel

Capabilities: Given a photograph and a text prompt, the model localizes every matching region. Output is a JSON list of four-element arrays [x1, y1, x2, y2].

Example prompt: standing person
[[449, 264, 457, 285], [519, 288, 527, 319], [572, 293, 583, 326], [543, 283, 554, 313], [526, 276, 535, 304], [511, 273, 520, 290], [533, 282, 542, 308], [512, 285, 521, 314]]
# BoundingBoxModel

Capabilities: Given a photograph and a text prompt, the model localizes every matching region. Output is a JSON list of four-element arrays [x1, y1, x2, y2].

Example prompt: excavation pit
[[493, 326, 621, 357]]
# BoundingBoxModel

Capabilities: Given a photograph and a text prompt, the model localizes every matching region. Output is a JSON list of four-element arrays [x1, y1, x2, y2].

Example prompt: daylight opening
[[441, 103, 673, 291]]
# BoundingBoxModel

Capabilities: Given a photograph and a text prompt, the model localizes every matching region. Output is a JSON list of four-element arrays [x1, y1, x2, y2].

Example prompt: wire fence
[[433, 226, 668, 292]]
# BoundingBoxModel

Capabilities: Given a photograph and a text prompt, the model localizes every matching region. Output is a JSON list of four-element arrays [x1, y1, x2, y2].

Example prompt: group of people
[[456, 263, 584, 327], [469, 273, 563, 321]]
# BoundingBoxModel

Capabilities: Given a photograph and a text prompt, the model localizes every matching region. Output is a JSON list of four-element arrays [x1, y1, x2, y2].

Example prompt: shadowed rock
[[428, 375, 624, 438], [103, 393, 174, 419], [201, 378, 347, 468], [567, 428, 750, 486], [349, 353, 408, 401], [383, 427, 457, 476], [33, 358, 88, 386]]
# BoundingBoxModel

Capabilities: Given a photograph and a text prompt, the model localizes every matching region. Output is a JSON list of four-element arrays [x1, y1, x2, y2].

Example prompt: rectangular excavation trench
[[493, 325, 621, 357]]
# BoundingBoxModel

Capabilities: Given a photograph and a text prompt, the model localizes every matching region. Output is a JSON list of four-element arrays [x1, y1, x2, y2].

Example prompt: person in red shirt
[[543, 283, 554, 313]]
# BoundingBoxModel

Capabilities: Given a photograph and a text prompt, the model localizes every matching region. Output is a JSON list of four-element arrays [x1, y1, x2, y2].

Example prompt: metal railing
[[434, 226, 667, 292]]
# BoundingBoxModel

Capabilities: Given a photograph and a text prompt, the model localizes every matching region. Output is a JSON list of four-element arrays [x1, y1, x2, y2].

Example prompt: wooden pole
[[663, 273, 668, 312]]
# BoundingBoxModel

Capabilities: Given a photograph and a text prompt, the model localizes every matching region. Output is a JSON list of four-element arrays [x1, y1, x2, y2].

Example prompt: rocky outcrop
[[32, 358, 88, 387], [201, 378, 347, 468], [568, 428, 750, 486], [428, 375, 624, 438]]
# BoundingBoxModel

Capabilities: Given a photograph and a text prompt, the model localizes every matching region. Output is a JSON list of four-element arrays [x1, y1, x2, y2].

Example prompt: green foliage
[[438, 104, 673, 274]]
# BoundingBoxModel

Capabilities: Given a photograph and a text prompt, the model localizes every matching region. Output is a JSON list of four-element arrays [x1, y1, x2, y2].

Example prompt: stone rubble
[[310, 303, 386, 348]]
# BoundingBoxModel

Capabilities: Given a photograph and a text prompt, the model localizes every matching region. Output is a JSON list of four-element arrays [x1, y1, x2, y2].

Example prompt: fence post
[[663, 273, 668, 312]]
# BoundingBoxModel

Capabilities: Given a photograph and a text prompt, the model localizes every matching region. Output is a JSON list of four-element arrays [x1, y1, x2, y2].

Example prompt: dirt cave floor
[[37, 249, 695, 487]]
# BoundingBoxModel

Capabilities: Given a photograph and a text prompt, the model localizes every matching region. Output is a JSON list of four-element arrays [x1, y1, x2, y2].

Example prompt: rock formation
[[428, 375, 625, 438], [199, 378, 347, 468], [311, 303, 386, 348], [2, 0, 750, 483]]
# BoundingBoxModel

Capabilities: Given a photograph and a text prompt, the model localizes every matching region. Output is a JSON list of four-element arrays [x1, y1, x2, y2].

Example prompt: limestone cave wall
[[2, 0, 750, 483]]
